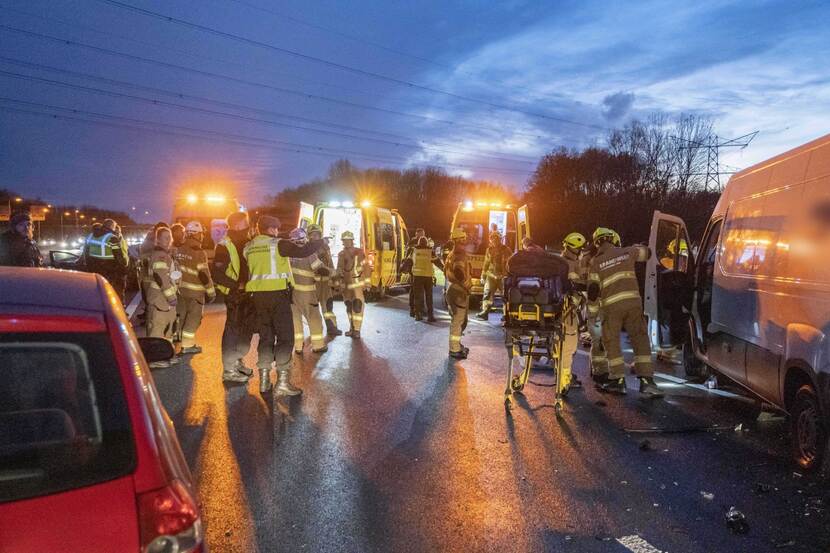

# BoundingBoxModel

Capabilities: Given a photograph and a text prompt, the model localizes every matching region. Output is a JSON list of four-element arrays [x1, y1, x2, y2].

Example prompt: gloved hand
[[315, 266, 330, 277]]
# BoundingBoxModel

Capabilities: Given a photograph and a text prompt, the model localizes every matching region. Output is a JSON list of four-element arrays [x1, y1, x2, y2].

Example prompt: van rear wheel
[[790, 384, 828, 472]]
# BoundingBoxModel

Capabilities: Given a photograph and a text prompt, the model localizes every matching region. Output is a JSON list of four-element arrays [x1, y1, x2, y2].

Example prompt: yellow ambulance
[[298, 200, 411, 299]]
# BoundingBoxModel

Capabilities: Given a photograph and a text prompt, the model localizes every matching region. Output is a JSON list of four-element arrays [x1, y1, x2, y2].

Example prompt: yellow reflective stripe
[[634, 355, 652, 364], [568, 272, 580, 280], [588, 272, 600, 282], [149, 282, 161, 290], [162, 287, 177, 298], [293, 268, 317, 278], [196, 263, 209, 270], [592, 354, 607, 361], [601, 271, 637, 289], [323, 313, 336, 319], [587, 304, 600, 314], [450, 335, 462, 342], [181, 331, 196, 338], [180, 266, 200, 275], [179, 281, 206, 291], [351, 315, 363, 321], [310, 258, 323, 270], [152, 261, 169, 270], [310, 334, 324, 341], [608, 357, 625, 367], [347, 282, 363, 289], [602, 290, 641, 307], [206, 285, 215, 295], [294, 283, 317, 292], [293, 333, 304, 340], [249, 272, 291, 281]]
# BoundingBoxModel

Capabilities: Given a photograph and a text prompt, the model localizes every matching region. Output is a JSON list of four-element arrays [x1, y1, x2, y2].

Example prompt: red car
[[0, 267, 204, 553]]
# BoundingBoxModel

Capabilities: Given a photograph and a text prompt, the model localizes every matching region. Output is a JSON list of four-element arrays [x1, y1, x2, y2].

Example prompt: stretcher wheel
[[555, 402, 563, 417], [511, 376, 525, 392], [504, 396, 513, 411]]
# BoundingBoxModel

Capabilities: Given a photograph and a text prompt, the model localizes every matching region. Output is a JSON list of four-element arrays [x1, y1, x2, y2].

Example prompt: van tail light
[[138, 480, 204, 553]]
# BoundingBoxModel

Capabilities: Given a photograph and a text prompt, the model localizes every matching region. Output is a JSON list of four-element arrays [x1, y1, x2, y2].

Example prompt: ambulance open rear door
[[517, 204, 531, 249]]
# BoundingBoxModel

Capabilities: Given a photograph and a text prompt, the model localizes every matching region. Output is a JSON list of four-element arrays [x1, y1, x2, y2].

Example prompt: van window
[[320, 207, 362, 263], [787, 176, 830, 285], [0, 334, 135, 503], [376, 222, 395, 251], [456, 209, 518, 255]]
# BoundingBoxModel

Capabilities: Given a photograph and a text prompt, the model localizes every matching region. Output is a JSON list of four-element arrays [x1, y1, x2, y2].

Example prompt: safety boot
[[258, 368, 272, 394], [180, 345, 202, 355], [475, 312, 489, 321], [345, 329, 361, 339], [275, 371, 302, 396], [234, 360, 253, 377], [638, 377, 664, 398], [601, 376, 627, 394], [570, 374, 583, 388], [449, 349, 467, 360], [222, 369, 250, 383], [312, 345, 328, 354], [325, 320, 342, 336]]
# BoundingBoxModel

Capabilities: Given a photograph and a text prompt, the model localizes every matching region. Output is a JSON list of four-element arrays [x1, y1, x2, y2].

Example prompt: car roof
[[0, 267, 106, 312]]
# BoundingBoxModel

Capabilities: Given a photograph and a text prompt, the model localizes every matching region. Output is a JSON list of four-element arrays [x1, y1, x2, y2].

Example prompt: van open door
[[298, 201, 314, 228], [517, 205, 531, 249], [645, 211, 695, 352]]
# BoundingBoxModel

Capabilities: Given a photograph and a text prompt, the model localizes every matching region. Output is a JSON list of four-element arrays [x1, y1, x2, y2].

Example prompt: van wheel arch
[[784, 364, 828, 474]]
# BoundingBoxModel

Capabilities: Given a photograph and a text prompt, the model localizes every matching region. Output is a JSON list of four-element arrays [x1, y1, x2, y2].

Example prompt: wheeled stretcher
[[502, 251, 572, 414]]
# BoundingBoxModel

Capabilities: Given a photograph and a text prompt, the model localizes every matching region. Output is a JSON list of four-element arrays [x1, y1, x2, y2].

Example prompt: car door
[[644, 211, 695, 351], [49, 250, 83, 270]]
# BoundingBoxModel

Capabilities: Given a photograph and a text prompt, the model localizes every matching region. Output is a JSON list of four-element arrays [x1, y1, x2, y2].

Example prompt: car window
[[655, 219, 691, 273], [0, 334, 135, 503]]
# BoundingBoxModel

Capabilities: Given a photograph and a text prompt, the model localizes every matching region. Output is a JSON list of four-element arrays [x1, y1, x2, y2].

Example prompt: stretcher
[[501, 251, 572, 414]]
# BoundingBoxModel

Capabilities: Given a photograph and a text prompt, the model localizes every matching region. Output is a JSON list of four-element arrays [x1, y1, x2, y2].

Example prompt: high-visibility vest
[[412, 248, 433, 277], [243, 235, 293, 292], [86, 232, 115, 259], [215, 237, 241, 295]]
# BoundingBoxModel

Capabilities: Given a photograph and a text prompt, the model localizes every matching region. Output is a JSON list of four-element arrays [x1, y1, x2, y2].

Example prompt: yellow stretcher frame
[[503, 294, 575, 415]]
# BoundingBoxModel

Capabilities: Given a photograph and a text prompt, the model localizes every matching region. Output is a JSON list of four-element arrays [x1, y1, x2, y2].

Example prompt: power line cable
[[0, 22, 552, 141], [0, 66, 538, 165], [93, 0, 609, 130]]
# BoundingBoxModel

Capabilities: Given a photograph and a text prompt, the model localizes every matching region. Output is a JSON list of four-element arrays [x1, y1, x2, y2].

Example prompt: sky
[[1, 0, 828, 221]]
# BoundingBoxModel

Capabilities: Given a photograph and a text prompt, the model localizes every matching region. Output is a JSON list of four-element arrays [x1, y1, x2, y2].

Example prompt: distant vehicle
[[0, 267, 204, 552], [172, 192, 242, 250], [298, 200, 410, 299], [646, 132, 830, 472], [448, 200, 530, 301]]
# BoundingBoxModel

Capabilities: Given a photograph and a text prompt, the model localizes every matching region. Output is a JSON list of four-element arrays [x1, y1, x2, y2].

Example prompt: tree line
[[261, 112, 722, 248]]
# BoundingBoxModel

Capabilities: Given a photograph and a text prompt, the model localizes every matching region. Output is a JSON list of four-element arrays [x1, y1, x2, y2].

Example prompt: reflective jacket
[[175, 237, 215, 301], [444, 251, 471, 294], [482, 243, 511, 279], [337, 246, 369, 290], [85, 230, 127, 267], [147, 247, 177, 310], [314, 242, 336, 288], [412, 247, 434, 278], [588, 244, 650, 312], [243, 235, 293, 292], [291, 252, 324, 299]]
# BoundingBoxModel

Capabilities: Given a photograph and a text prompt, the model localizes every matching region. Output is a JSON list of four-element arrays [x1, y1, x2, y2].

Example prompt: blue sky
[[1, 0, 828, 220]]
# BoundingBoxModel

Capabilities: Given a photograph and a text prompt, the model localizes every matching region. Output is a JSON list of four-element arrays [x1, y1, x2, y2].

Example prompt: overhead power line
[[0, 66, 538, 166], [0, 23, 552, 141], [0, 97, 535, 177], [93, 0, 608, 131]]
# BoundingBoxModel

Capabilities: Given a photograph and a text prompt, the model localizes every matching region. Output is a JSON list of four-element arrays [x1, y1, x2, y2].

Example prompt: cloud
[[602, 92, 635, 121]]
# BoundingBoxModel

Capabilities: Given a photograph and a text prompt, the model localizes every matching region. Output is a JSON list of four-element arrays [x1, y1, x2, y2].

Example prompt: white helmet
[[289, 227, 308, 243], [185, 221, 204, 234]]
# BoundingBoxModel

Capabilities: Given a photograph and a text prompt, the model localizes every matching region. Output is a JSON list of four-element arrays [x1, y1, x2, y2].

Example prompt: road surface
[[148, 290, 830, 553]]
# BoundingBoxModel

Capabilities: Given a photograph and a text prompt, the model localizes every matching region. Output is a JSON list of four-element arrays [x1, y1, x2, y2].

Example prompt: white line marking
[[125, 293, 141, 319], [616, 534, 663, 553], [387, 295, 491, 327], [654, 371, 753, 403]]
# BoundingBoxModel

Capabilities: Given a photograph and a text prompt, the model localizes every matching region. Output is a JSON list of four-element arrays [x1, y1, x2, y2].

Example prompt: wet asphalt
[[149, 290, 830, 553]]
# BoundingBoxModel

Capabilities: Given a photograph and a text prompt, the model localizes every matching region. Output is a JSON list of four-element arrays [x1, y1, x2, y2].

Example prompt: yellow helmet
[[562, 232, 586, 252], [611, 230, 621, 247], [592, 227, 617, 246], [307, 223, 323, 235], [450, 228, 467, 241], [341, 230, 355, 241], [667, 238, 688, 255]]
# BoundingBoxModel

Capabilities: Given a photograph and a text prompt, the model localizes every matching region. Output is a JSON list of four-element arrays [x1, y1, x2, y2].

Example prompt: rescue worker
[[411, 236, 438, 322], [173, 221, 215, 355], [0, 212, 42, 267], [244, 215, 325, 394], [445, 229, 472, 359], [171, 223, 186, 249], [306, 224, 341, 336], [146, 226, 178, 368], [337, 230, 369, 339], [660, 238, 689, 271], [213, 212, 254, 383], [476, 230, 511, 320], [406, 228, 427, 317], [83, 218, 129, 302], [560, 231, 590, 388], [138, 222, 169, 323], [289, 227, 328, 354], [588, 228, 663, 397]]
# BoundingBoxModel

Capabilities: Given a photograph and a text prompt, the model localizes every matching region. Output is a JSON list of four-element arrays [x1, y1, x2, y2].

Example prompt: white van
[[645, 133, 830, 472]]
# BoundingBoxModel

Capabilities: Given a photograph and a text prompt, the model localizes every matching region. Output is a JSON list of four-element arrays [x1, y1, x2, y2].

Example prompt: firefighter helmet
[[306, 223, 323, 236], [289, 227, 307, 243], [341, 230, 355, 241], [450, 228, 467, 241], [562, 232, 586, 252], [185, 221, 203, 235], [592, 227, 617, 246], [611, 230, 621, 247], [667, 238, 688, 255]]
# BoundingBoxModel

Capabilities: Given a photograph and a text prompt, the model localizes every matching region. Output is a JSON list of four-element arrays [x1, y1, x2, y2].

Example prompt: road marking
[[387, 295, 491, 327], [125, 292, 141, 319], [616, 534, 663, 553], [654, 371, 754, 403]]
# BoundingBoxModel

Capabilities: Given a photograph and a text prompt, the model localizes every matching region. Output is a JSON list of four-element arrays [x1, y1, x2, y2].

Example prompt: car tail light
[[138, 480, 204, 553]]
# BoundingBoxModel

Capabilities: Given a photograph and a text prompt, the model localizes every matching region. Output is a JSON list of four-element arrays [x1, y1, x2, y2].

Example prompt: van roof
[[731, 132, 830, 180]]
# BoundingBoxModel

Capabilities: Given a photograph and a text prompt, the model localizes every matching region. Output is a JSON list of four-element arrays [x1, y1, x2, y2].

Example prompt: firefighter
[[213, 212, 254, 384], [307, 223, 342, 336], [560, 231, 590, 389], [289, 227, 328, 354], [146, 227, 178, 368], [476, 230, 511, 320], [445, 229, 472, 359], [411, 236, 438, 322], [660, 238, 689, 271], [138, 222, 169, 324], [244, 215, 324, 394], [337, 230, 369, 339], [588, 228, 663, 397], [173, 221, 215, 355], [171, 223, 186, 249], [83, 218, 129, 303]]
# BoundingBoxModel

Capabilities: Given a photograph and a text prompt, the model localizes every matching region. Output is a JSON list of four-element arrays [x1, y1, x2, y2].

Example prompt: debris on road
[[734, 423, 744, 432], [774, 539, 796, 548], [754, 483, 773, 494], [700, 491, 714, 501], [725, 506, 749, 534]]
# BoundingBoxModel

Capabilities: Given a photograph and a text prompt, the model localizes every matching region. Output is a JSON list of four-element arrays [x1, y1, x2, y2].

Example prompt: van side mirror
[[138, 337, 175, 364]]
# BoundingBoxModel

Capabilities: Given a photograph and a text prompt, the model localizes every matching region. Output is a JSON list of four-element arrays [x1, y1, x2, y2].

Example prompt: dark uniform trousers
[[221, 292, 254, 371], [251, 289, 295, 371], [411, 275, 434, 317]]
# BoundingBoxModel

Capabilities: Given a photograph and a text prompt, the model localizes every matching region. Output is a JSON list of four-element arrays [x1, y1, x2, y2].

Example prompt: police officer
[[445, 229, 472, 359], [83, 218, 129, 302], [146, 226, 178, 368], [588, 228, 663, 397], [213, 212, 254, 383], [477, 231, 511, 320], [0, 212, 43, 267], [289, 227, 328, 354], [411, 236, 438, 322], [337, 230, 368, 339], [244, 215, 324, 394], [174, 221, 215, 355], [307, 223, 342, 336]]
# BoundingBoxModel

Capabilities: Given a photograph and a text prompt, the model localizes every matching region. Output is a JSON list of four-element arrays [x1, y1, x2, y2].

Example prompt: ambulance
[[448, 201, 531, 302], [171, 193, 242, 251], [298, 200, 411, 299]]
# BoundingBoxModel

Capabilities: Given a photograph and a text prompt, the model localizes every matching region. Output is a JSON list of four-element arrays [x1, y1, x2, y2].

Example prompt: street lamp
[[14, 197, 22, 203], [61, 211, 71, 241]]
